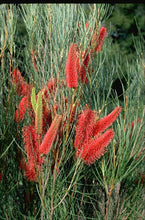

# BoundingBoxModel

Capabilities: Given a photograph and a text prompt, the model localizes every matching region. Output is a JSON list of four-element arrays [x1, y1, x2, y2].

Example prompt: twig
[[53, 159, 81, 210], [123, 88, 128, 132], [130, 107, 145, 158], [50, 149, 59, 220], [101, 158, 108, 195], [104, 175, 114, 220], [48, 4, 53, 77]]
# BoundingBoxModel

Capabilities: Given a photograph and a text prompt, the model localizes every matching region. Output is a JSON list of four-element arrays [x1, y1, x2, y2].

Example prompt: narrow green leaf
[[35, 92, 42, 135], [31, 87, 37, 113]]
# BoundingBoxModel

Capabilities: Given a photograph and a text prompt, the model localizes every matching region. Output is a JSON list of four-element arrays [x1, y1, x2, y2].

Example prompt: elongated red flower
[[14, 96, 29, 122], [80, 129, 114, 165], [39, 114, 62, 155], [22, 125, 41, 166], [78, 49, 90, 84], [74, 106, 121, 165], [20, 154, 42, 182], [12, 68, 32, 97], [65, 43, 78, 88], [129, 118, 140, 139], [94, 27, 107, 53], [12, 68, 23, 84], [93, 107, 121, 136], [74, 107, 96, 152], [25, 162, 41, 182]]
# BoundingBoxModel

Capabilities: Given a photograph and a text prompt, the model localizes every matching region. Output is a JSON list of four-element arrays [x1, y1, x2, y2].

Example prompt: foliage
[[106, 4, 145, 58], [0, 4, 145, 220]]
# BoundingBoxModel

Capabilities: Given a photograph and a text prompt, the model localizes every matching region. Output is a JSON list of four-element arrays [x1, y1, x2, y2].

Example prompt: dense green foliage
[[106, 4, 145, 58]]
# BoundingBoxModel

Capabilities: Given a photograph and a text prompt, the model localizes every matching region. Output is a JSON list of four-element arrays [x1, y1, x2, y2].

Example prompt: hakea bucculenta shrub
[[13, 24, 121, 181]]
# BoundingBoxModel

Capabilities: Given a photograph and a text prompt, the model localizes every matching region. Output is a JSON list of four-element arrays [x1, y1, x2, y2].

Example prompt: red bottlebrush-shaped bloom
[[21, 83, 32, 97], [19, 155, 42, 182], [46, 77, 57, 94], [22, 125, 41, 166], [65, 43, 78, 88], [39, 114, 62, 155], [74, 106, 121, 165], [94, 27, 107, 53], [14, 96, 29, 122], [93, 107, 121, 136], [42, 104, 52, 134], [74, 107, 96, 152], [25, 162, 41, 182], [131, 118, 140, 130], [129, 118, 140, 139], [40, 77, 57, 105], [78, 49, 90, 84], [12, 68, 23, 84], [12, 68, 32, 97], [0, 172, 2, 181], [80, 129, 114, 165]]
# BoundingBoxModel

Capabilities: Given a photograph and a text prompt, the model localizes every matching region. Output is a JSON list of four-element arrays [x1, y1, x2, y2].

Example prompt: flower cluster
[[13, 24, 121, 181], [74, 106, 121, 165], [65, 25, 107, 88], [13, 69, 62, 181]]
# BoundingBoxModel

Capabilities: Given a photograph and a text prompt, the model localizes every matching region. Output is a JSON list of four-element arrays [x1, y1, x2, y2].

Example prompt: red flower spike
[[129, 118, 140, 139], [0, 172, 2, 181], [14, 110, 19, 122], [131, 118, 141, 130], [95, 27, 107, 53], [22, 125, 41, 165], [65, 43, 78, 88], [14, 96, 29, 122], [46, 77, 57, 94], [39, 114, 62, 155], [79, 49, 90, 84], [12, 68, 32, 97], [74, 106, 121, 165], [79, 129, 114, 165], [25, 162, 41, 182], [93, 107, 121, 136], [12, 68, 23, 84], [21, 83, 32, 97], [74, 107, 96, 152]]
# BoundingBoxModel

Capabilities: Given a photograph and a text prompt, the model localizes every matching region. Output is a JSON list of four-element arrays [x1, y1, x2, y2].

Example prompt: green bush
[[0, 4, 144, 219]]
